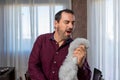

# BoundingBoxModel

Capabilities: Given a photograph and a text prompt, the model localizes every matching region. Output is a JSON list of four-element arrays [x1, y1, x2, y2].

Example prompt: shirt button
[[54, 61, 56, 64], [52, 71, 55, 74], [56, 52, 58, 54]]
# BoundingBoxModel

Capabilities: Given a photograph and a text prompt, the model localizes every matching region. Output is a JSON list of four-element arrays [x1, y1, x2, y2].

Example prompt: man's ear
[[54, 20, 58, 29]]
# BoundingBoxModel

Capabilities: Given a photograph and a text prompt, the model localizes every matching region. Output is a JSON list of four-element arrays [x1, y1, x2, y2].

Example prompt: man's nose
[[68, 22, 74, 29]]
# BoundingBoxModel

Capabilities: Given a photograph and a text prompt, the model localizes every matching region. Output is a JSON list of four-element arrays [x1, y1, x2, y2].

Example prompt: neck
[[54, 32, 65, 47]]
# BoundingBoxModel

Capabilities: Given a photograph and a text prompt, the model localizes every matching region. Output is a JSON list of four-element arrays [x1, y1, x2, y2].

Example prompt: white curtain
[[0, 0, 71, 80], [87, 0, 120, 80]]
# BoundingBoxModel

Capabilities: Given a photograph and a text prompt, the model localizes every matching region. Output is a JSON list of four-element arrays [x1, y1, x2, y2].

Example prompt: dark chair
[[25, 71, 31, 80], [93, 68, 103, 80]]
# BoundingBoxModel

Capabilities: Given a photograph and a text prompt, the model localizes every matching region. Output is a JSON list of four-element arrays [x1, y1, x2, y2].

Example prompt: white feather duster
[[59, 38, 89, 80]]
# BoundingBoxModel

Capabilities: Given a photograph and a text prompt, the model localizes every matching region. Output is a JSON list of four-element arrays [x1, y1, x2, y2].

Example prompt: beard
[[57, 27, 72, 40]]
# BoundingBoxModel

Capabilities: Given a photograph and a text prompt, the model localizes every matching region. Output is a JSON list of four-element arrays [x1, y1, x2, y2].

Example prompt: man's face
[[54, 12, 75, 40]]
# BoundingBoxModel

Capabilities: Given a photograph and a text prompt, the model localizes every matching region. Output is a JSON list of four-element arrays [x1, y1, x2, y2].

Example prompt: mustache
[[67, 28, 73, 31]]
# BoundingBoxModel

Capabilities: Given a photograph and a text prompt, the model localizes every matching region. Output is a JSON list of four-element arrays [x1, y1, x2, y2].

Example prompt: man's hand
[[73, 45, 86, 67]]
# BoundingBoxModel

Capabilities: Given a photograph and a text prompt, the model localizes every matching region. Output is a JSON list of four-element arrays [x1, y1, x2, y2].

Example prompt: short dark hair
[[55, 9, 74, 22]]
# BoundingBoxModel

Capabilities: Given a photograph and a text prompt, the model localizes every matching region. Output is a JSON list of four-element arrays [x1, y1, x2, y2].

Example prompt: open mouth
[[66, 30, 72, 34]]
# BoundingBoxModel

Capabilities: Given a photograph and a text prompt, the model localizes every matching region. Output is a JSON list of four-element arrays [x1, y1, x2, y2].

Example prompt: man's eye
[[72, 21, 75, 25], [64, 21, 69, 24]]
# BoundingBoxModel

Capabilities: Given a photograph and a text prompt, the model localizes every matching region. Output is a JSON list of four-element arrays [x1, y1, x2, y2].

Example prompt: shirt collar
[[49, 31, 73, 44]]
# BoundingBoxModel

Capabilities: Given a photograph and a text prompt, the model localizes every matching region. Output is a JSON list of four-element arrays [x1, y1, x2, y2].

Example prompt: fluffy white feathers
[[59, 38, 89, 80]]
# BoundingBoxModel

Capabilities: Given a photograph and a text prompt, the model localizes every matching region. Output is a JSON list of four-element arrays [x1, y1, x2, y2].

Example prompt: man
[[28, 9, 91, 80]]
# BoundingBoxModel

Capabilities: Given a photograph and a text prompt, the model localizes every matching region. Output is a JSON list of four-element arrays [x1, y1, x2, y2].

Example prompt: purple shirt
[[28, 33, 91, 80]]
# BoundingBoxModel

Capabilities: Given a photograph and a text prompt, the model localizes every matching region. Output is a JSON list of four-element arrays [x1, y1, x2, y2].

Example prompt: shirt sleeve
[[28, 36, 46, 80], [77, 58, 91, 80]]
